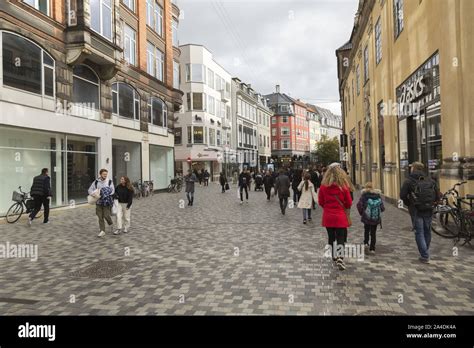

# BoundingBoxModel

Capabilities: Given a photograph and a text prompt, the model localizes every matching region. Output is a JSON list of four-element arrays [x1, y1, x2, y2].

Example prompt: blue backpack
[[364, 198, 382, 223]]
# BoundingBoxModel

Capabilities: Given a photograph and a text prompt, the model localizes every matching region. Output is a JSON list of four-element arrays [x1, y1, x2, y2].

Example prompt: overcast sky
[[178, 0, 359, 115]]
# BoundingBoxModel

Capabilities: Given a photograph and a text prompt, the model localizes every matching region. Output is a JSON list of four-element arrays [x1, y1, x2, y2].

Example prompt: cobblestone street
[[0, 183, 473, 316]]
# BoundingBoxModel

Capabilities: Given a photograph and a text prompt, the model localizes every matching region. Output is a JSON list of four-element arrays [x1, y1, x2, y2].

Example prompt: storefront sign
[[399, 75, 427, 104]]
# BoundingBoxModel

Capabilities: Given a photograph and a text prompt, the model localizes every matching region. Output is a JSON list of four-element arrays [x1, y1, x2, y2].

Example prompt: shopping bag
[[111, 199, 119, 216], [87, 188, 100, 205], [225, 183, 230, 190]]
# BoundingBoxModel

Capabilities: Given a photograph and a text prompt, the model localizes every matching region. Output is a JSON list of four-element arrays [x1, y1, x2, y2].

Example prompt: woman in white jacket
[[297, 173, 318, 224]]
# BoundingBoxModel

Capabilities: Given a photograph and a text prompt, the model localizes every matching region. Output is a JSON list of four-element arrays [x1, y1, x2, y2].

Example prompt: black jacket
[[275, 174, 291, 198], [291, 170, 302, 190], [263, 175, 275, 188], [219, 174, 227, 185], [238, 172, 251, 188], [309, 170, 320, 189], [30, 174, 51, 197], [114, 184, 134, 208]]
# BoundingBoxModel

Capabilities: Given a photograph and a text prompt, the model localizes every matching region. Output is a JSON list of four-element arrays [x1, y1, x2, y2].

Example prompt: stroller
[[254, 174, 264, 191]]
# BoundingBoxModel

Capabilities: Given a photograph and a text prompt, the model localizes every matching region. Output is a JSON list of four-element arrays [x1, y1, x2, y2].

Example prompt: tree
[[313, 135, 340, 166]]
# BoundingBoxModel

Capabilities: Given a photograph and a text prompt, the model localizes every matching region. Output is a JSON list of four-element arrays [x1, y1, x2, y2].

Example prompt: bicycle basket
[[12, 191, 24, 203]]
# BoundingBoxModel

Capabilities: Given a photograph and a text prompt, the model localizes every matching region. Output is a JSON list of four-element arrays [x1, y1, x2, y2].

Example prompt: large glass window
[[193, 126, 204, 144], [112, 82, 140, 120], [146, 42, 163, 81], [72, 65, 100, 109], [112, 140, 141, 185], [123, 24, 136, 66], [146, 42, 155, 76], [2, 32, 55, 97], [90, 0, 112, 41], [188, 64, 205, 83], [154, 2, 163, 36], [148, 97, 167, 128], [208, 95, 215, 115], [150, 145, 173, 190], [23, 0, 49, 15], [192, 93, 204, 110]]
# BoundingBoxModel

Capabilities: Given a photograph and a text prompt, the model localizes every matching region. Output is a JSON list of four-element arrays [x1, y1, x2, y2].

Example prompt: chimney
[[276, 85, 280, 93]]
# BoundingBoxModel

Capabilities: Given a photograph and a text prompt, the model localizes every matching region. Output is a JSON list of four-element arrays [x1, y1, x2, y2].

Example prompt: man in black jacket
[[275, 168, 291, 215], [400, 162, 438, 263], [29, 168, 52, 225]]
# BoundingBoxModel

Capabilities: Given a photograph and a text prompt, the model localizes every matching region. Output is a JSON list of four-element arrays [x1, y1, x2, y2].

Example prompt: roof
[[314, 105, 342, 123], [336, 41, 352, 51], [264, 92, 294, 106]]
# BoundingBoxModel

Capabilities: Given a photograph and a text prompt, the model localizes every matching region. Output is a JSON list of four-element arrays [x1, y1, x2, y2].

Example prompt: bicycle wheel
[[6, 203, 24, 223], [167, 184, 174, 193], [177, 183, 183, 192], [432, 210, 459, 238]]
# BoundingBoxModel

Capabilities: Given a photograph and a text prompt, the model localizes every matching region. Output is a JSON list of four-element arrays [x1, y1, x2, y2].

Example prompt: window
[[193, 126, 204, 144], [282, 116, 288, 123], [281, 127, 290, 136], [237, 99, 242, 115], [208, 95, 215, 115], [154, 2, 163, 36], [217, 130, 221, 146], [207, 69, 215, 89], [352, 79, 355, 105], [172, 18, 178, 47], [112, 82, 140, 120], [272, 140, 278, 149], [2, 32, 55, 97], [187, 126, 192, 144], [192, 93, 205, 110], [174, 127, 182, 145], [146, 0, 153, 27], [363, 45, 369, 83], [23, 0, 49, 15], [72, 65, 99, 109], [187, 64, 205, 83], [173, 61, 180, 89], [209, 128, 216, 146], [280, 104, 289, 113], [375, 17, 382, 64], [272, 128, 276, 136], [123, 24, 136, 66], [122, 0, 134, 12], [271, 117, 277, 124], [148, 97, 167, 127], [356, 65, 360, 95], [394, 0, 404, 38], [147, 43, 163, 81], [281, 140, 290, 149], [146, 42, 155, 76], [90, 0, 112, 40]]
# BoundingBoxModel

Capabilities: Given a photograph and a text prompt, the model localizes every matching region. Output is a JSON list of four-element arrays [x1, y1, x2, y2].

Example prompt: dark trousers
[[279, 196, 289, 213], [221, 184, 226, 193], [265, 186, 272, 200], [240, 185, 249, 201], [293, 189, 301, 203], [326, 228, 347, 260], [204, 178, 209, 186], [29, 195, 50, 223], [96, 205, 113, 232], [364, 224, 377, 250]]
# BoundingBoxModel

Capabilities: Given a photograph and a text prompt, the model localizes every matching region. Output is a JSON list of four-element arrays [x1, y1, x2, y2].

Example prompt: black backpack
[[410, 176, 436, 211]]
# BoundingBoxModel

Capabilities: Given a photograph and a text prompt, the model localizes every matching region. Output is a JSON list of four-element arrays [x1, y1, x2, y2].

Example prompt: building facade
[[174, 44, 232, 181], [306, 104, 321, 161], [0, 0, 182, 215], [316, 106, 343, 141], [256, 93, 272, 170], [336, 0, 474, 202]]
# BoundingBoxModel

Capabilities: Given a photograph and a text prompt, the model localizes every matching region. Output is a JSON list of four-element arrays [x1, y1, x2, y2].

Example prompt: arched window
[[1, 31, 55, 97], [112, 82, 140, 120], [148, 97, 167, 128], [72, 65, 100, 109]]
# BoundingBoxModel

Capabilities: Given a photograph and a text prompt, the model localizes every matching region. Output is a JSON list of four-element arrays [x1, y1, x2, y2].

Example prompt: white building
[[316, 106, 343, 142], [306, 104, 321, 160], [174, 44, 232, 181], [257, 93, 273, 170]]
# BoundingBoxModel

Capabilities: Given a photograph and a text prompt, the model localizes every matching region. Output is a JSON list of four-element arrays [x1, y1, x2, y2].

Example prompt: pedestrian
[[185, 169, 197, 206], [88, 169, 115, 238], [297, 173, 318, 224], [198, 169, 204, 186], [219, 172, 227, 193], [113, 176, 134, 235], [275, 168, 291, 215], [28, 168, 52, 225], [238, 168, 251, 204], [356, 182, 385, 254], [318, 165, 353, 270], [203, 169, 210, 187], [292, 166, 303, 204], [400, 162, 439, 263], [309, 166, 320, 210], [263, 170, 275, 201]]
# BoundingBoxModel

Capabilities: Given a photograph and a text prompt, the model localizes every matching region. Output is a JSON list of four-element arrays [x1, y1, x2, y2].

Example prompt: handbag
[[333, 194, 352, 227], [111, 199, 119, 216], [225, 183, 230, 190], [87, 188, 100, 205]]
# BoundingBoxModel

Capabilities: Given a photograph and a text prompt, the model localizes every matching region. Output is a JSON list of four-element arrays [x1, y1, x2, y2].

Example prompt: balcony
[[65, 0, 122, 80]]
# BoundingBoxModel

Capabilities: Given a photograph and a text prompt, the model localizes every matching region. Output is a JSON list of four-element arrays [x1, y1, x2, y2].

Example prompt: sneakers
[[27, 217, 32, 226], [97, 231, 106, 238], [43, 221, 49, 224], [123, 229, 128, 233], [336, 258, 346, 270], [419, 257, 430, 264], [364, 244, 370, 252], [109, 225, 115, 234], [369, 250, 376, 255], [240, 201, 243, 205], [303, 220, 307, 224], [113, 229, 121, 235]]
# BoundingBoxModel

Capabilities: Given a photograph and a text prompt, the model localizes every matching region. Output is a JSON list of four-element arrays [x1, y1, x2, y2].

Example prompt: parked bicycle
[[6, 186, 43, 223], [167, 177, 183, 193], [432, 181, 474, 246], [141, 180, 154, 197]]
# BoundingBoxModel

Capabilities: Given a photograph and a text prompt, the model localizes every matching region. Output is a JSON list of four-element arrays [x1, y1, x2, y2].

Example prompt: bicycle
[[132, 180, 143, 200], [432, 181, 474, 246], [167, 177, 183, 193], [141, 180, 154, 197], [6, 186, 43, 223]]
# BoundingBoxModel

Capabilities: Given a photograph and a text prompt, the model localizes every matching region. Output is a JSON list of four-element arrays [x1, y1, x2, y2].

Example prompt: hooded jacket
[[356, 188, 385, 225], [318, 183, 352, 228]]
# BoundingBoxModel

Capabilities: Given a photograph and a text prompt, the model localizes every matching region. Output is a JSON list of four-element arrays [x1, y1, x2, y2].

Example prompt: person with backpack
[[238, 168, 251, 204], [400, 162, 438, 263], [318, 165, 353, 270], [275, 168, 291, 215], [356, 182, 385, 254], [203, 170, 210, 187], [297, 173, 318, 224], [185, 169, 197, 206], [28, 168, 52, 225], [113, 176, 134, 235], [88, 169, 115, 238], [263, 170, 275, 201]]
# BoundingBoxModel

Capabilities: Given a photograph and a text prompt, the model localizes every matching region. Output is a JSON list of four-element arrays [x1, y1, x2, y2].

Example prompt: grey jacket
[[275, 174, 291, 198], [185, 174, 197, 193]]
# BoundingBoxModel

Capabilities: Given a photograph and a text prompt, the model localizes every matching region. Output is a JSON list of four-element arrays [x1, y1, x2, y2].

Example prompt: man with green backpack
[[357, 182, 385, 255]]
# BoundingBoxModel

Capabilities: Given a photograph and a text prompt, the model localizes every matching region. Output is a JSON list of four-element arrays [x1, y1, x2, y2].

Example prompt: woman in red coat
[[318, 164, 353, 270]]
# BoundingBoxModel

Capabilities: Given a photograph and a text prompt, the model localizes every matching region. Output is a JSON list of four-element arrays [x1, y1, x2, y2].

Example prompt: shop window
[[72, 65, 100, 109], [148, 97, 167, 128], [2, 32, 55, 97], [112, 82, 140, 120]]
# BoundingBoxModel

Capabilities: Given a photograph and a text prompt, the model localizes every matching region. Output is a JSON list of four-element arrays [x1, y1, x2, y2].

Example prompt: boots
[[190, 197, 194, 206]]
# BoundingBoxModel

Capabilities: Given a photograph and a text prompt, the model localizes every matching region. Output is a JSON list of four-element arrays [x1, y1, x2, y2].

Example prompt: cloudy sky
[[178, 0, 359, 115]]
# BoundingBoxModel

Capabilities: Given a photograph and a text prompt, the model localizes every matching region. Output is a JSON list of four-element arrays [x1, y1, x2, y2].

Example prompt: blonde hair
[[364, 182, 373, 190], [321, 165, 355, 191]]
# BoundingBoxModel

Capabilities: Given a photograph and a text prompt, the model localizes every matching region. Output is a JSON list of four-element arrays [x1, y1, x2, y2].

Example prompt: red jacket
[[318, 184, 353, 228]]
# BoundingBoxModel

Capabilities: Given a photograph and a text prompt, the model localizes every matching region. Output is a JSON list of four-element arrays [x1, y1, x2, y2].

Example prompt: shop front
[[112, 139, 142, 185], [397, 52, 441, 186], [150, 144, 174, 190]]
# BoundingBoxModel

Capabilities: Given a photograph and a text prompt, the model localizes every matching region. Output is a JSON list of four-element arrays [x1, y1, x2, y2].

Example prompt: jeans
[[96, 205, 113, 232], [326, 228, 347, 260], [29, 195, 50, 223], [364, 224, 377, 250], [240, 185, 249, 201], [303, 208, 312, 220], [413, 213, 432, 259], [186, 191, 194, 202], [279, 196, 288, 213], [116, 203, 131, 230]]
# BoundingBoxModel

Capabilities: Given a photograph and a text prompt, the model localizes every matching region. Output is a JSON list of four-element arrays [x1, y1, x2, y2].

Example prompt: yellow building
[[336, 0, 474, 204]]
